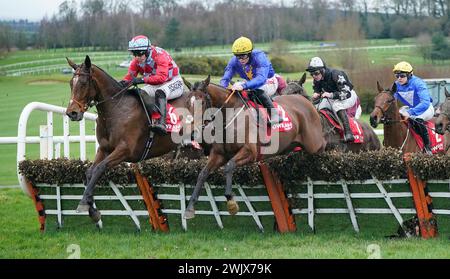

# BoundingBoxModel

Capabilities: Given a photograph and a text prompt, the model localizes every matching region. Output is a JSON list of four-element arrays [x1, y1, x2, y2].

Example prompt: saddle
[[319, 109, 364, 143]]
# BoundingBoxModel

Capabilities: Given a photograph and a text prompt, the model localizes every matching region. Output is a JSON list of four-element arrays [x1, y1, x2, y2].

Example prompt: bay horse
[[183, 75, 326, 219], [435, 88, 450, 135], [65, 55, 192, 221], [281, 73, 381, 152], [369, 81, 450, 153]]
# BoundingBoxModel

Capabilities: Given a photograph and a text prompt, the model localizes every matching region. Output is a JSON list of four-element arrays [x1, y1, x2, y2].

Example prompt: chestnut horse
[[183, 75, 326, 219], [369, 81, 450, 153], [435, 88, 450, 135], [281, 73, 381, 152], [65, 55, 192, 221]]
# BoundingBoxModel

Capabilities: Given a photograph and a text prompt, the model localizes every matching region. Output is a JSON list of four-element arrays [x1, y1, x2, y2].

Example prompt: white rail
[[16, 102, 98, 197]]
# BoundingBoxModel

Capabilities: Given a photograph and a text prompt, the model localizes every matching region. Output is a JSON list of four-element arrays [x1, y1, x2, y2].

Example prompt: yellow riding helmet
[[393, 61, 413, 73], [232, 36, 253, 55]]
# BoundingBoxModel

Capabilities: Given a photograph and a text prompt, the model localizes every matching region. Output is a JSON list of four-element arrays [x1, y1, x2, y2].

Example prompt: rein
[[70, 70, 132, 112]]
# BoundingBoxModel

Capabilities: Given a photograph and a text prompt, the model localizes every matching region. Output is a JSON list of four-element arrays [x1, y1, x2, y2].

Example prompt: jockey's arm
[[243, 64, 269, 89], [123, 61, 140, 82], [409, 82, 431, 116], [145, 56, 169, 85], [220, 60, 236, 88]]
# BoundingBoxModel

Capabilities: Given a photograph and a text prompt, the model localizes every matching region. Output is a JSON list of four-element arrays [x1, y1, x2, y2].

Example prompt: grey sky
[[0, 0, 65, 21], [0, 0, 301, 22]]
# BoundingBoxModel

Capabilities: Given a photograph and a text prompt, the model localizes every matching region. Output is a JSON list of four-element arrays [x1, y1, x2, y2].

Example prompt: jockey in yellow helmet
[[220, 36, 282, 125]]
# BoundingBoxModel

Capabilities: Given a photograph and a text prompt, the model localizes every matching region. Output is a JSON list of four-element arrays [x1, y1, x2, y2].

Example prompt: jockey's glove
[[131, 77, 145, 86], [118, 80, 129, 87]]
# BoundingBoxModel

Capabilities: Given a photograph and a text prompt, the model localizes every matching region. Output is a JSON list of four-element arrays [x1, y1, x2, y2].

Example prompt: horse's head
[[435, 88, 450, 135], [281, 73, 309, 98], [369, 81, 397, 128], [185, 75, 213, 137], [66, 55, 97, 121]]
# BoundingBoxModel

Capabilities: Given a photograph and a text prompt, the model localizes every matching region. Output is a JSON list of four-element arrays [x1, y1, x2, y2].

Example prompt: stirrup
[[343, 132, 355, 143], [423, 146, 432, 155], [150, 123, 167, 135]]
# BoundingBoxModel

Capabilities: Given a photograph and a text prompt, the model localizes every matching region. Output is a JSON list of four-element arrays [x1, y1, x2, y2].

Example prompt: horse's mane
[[91, 64, 120, 86]]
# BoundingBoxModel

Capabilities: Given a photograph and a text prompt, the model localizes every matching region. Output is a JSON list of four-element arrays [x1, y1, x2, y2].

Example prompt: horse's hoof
[[89, 208, 102, 223], [76, 203, 90, 213], [184, 208, 195, 219], [227, 200, 239, 215]]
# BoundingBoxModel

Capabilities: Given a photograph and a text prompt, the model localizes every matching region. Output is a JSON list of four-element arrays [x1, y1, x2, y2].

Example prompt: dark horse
[[281, 73, 381, 152], [183, 75, 326, 219], [369, 81, 450, 153], [65, 55, 192, 221], [435, 88, 450, 135]]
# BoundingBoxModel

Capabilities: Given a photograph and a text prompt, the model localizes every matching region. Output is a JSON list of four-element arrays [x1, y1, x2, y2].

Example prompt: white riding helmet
[[306, 57, 326, 72]]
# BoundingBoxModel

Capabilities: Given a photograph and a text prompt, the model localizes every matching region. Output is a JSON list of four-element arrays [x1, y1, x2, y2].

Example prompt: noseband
[[375, 92, 396, 124], [70, 70, 96, 113]]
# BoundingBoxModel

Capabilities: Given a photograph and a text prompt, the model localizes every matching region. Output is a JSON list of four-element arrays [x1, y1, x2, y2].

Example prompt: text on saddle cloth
[[150, 104, 182, 133], [320, 110, 365, 143], [241, 90, 294, 133], [407, 121, 445, 154]]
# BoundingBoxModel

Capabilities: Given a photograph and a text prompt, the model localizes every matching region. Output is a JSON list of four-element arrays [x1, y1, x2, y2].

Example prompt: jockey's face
[[132, 50, 147, 64], [395, 73, 408, 85], [236, 54, 250, 65], [310, 70, 323, 82]]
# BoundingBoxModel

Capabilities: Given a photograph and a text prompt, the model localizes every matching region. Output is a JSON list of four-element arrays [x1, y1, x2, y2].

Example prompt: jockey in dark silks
[[306, 57, 359, 143], [392, 61, 434, 154], [220, 36, 282, 126]]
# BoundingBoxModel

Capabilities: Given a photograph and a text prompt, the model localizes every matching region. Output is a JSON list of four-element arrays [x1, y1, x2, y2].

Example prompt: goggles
[[395, 73, 408, 79], [310, 70, 322, 76], [235, 54, 249, 60], [131, 50, 147, 57]]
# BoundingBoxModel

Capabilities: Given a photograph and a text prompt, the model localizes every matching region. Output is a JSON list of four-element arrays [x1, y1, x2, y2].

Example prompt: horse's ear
[[390, 82, 397, 94], [182, 77, 192, 91], [84, 55, 91, 69], [198, 75, 210, 92], [66, 57, 78, 70], [376, 81, 383, 93], [299, 73, 307, 85], [204, 75, 210, 86], [445, 87, 450, 98]]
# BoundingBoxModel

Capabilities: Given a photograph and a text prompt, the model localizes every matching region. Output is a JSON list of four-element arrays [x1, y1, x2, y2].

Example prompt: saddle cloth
[[320, 109, 364, 143], [241, 90, 294, 134], [408, 121, 444, 154], [150, 104, 182, 133]]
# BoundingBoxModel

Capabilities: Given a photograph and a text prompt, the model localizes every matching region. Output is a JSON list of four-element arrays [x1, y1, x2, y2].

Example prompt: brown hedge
[[18, 148, 448, 189]]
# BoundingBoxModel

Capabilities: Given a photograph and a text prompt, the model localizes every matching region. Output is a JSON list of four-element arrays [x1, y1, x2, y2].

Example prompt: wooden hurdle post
[[259, 162, 296, 233], [403, 154, 438, 239], [133, 166, 169, 232]]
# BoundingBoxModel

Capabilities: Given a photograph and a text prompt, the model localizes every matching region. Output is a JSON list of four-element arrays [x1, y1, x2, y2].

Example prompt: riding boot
[[415, 119, 432, 155], [151, 90, 168, 135], [256, 90, 282, 126], [337, 110, 355, 143]]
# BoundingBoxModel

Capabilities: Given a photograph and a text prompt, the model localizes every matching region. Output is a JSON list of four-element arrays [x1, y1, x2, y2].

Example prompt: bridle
[[374, 91, 398, 125], [70, 69, 131, 112]]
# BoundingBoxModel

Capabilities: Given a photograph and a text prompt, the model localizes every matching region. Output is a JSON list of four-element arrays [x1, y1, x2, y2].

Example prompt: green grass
[[1, 187, 450, 259]]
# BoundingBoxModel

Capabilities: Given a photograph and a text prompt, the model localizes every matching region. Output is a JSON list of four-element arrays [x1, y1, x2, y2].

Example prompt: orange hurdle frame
[[133, 167, 169, 232], [259, 162, 297, 233], [404, 154, 438, 238]]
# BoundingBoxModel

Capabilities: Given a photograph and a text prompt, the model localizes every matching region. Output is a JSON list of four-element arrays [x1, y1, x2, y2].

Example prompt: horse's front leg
[[77, 144, 129, 222], [184, 151, 226, 219], [86, 149, 108, 183], [224, 146, 256, 215]]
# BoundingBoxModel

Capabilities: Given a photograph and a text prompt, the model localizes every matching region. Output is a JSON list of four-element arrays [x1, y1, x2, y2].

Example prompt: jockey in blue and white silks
[[392, 61, 434, 154]]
